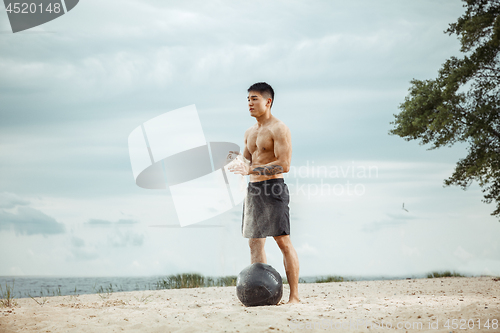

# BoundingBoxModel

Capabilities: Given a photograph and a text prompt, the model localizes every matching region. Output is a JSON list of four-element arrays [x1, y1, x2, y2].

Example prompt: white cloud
[[107, 229, 144, 248], [454, 246, 474, 262], [0, 206, 65, 236], [296, 242, 320, 257], [0, 192, 30, 209]]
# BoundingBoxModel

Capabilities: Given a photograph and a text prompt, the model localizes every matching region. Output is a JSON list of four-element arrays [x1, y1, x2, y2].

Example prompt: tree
[[390, 0, 500, 219]]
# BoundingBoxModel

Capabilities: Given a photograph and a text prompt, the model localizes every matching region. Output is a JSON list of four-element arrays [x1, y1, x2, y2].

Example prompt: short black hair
[[248, 82, 274, 107]]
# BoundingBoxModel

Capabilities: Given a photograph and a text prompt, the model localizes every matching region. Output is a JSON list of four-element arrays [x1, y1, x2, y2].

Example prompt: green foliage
[[215, 275, 238, 287], [28, 292, 48, 306], [154, 273, 237, 290], [315, 275, 345, 283], [390, 0, 500, 218], [282, 277, 307, 284], [133, 293, 153, 303], [427, 271, 465, 278], [27, 287, 57, 306], [0, 280, 18, 307], [92, 282, 114, 300]]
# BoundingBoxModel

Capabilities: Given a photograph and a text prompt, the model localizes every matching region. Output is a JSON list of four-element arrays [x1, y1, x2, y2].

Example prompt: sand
[[1, 277, 499, 332]]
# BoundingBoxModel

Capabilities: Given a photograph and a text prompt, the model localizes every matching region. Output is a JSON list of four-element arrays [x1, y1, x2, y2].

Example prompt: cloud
[[107, 230, 144, 247], [454, 246, 474, 262], [0, 206, 65, 236], [86, 219, 112, 225], [69, 236, 99, 261], [362, 212, 417, 232], [296, 242, 320, 256], [400, 244, 420, 257], [71, 236, 85, 248], [83, 218, 144, 247], [116, 219, 138, 225], [0, 192, 30, 209], [85, 218, 138, 226], [386, 212, 418, 220]]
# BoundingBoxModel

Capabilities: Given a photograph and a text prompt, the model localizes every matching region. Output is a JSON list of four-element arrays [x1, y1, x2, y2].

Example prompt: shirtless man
[[228, 82, 300, 304]]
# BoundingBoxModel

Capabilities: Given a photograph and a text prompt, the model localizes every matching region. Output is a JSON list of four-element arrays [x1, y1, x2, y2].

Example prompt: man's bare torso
[[244, 116, 289, 182]]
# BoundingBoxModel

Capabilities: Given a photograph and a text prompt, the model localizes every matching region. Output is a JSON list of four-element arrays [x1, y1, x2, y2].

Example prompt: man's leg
[[273, 235, 300, 303], [249, 238, 266, 264]]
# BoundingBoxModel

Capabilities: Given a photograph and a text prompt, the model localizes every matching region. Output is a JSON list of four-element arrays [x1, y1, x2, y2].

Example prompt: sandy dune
[[1, 277, 499, 332]]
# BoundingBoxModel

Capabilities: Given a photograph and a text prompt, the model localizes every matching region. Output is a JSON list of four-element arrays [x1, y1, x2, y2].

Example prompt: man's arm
[[226, 129, 252, 171], [243, 129, 252, 164], [250, 124, 291, 176]]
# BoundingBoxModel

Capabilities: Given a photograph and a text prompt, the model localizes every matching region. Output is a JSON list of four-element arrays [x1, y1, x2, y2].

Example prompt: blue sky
[[1, 0, 499, 278]]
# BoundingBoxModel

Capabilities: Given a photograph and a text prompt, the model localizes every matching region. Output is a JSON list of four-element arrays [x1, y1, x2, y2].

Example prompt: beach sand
[[1, 277, 499, 332]]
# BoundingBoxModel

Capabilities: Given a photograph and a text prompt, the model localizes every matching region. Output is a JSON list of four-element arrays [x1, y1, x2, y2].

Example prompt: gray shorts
[[242, 178, 290, 238]]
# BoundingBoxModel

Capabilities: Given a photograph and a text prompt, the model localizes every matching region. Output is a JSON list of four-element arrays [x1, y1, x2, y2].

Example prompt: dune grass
[[0, 280, 18, 307], [92, 283, 114, 300], [427, 271, 465, 278], [315, 275, 346, 283], [154, 273, 237, 289]]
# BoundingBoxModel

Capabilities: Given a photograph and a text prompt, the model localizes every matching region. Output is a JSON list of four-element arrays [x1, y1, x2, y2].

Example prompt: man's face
[[247, 91, 271, 118]]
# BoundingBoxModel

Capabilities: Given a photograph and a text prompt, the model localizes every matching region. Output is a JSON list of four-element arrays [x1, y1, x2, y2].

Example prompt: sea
[[0, 275, 170, 299], [0, 274, 427, 299]]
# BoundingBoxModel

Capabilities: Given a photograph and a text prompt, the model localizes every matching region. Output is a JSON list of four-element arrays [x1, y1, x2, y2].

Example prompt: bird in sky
[[402, 203, 409, 212]]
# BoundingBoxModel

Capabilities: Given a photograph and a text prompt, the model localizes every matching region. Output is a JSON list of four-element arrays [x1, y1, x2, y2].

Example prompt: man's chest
[[247, 127, 274, 154]]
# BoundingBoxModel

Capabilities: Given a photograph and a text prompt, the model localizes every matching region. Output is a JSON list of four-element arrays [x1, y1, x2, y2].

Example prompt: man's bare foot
[[287, 297, 300, 304]]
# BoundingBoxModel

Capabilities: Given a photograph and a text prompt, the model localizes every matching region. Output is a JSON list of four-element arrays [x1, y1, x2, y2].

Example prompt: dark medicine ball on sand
[[236, 263, 283, 306]]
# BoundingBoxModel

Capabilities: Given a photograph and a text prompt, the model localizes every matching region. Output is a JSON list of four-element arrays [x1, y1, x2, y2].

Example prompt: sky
[[1, 0, 499, 279]]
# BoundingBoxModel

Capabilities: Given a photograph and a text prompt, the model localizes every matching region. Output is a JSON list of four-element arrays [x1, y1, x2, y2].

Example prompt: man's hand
[[227, 151, 251, 176]]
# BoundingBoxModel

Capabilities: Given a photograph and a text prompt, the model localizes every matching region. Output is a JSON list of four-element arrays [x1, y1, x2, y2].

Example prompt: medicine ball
[[236, 263, 283, 306]]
